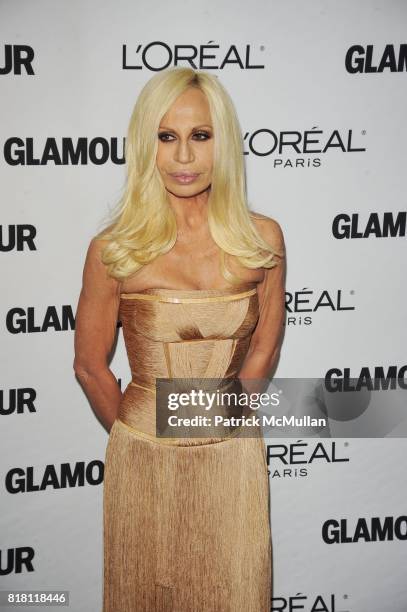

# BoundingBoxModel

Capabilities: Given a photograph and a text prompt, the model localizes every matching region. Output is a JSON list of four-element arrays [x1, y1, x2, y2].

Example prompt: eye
[[193, 131, 211, 140], [157, 131, 212, 142], [158, 132, 175, 142]]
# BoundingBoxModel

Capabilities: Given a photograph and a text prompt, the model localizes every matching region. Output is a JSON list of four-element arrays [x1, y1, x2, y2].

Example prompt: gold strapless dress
[[102, 283, 272, 611]]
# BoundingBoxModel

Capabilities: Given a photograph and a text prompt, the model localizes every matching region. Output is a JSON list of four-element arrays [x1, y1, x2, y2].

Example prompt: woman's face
[[156, 87, 214, 198]]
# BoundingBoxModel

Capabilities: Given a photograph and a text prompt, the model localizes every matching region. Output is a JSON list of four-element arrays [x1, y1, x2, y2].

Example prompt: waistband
[[128, 373, 240, 395], [129, 381, 156, 393], [115, 417, 244, 446], [121, 376, 246, 445]]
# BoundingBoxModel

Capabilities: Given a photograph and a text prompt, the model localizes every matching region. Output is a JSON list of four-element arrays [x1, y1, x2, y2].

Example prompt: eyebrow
[[158, 124, 213, 131]]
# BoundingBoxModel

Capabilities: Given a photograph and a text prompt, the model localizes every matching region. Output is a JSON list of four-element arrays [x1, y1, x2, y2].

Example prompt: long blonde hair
[[96, 67, 284, 284]]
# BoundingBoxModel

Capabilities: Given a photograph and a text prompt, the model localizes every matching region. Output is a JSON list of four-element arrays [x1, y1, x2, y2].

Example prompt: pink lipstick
[[170, 172, 200, 184]]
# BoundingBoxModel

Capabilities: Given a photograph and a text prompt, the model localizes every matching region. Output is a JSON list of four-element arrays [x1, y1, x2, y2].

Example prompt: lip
[[170, 172, 200, 184]]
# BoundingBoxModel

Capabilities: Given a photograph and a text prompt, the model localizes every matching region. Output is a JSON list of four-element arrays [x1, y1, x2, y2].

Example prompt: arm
[[73, 237, 122, 433], [238, 217, 286, 394]]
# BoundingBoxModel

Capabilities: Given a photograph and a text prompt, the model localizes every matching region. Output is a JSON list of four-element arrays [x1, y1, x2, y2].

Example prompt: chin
[[165, 183, 211, 198]]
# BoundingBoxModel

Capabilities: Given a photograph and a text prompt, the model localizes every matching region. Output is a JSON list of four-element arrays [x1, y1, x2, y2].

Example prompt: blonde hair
[[96, 67, 284, 284]]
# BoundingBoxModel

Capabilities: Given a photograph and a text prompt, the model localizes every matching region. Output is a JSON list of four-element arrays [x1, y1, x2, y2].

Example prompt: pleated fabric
[[102, 284, 272, 611]]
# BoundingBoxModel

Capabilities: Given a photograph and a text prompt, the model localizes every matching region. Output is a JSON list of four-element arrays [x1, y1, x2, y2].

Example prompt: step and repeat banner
[[1, 1, 406, 610]]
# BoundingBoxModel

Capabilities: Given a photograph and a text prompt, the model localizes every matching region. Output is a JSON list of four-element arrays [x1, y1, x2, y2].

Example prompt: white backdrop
[[1, 1, 406, 610]]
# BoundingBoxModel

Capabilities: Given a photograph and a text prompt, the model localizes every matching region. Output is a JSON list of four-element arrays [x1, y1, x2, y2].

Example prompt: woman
[[74, 67, 286, 611]]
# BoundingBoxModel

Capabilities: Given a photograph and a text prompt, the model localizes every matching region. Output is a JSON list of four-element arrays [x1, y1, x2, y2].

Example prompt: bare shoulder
[[86, 235, 109, 268], [249, 211, 285, 255], [81, 235, 121, 297]]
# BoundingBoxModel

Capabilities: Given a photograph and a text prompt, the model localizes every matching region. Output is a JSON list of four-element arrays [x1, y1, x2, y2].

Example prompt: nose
[[174, 138, 194, 164]]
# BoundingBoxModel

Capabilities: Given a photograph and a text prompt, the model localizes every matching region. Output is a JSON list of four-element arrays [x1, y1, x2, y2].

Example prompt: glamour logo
[[6, 306, 123, 334], [6, 304, 122, 334], [345, 44, 407, 73], [332, 211, 407, 239], [271, 592, 341, 612], [0, 388, 36, 415], [0, 547, 34, 575], [266, 440, 349, 479], [286, 288, 355, 327], [122, 42, 265, 71], [243, 127, 365, 161], [0, 44, 34, 75], [3, 138, 125, 165], [0, 225, 36, 251], [6, 306, 75, 333], [5, 460, 104, 493], [322, 515, 407, 543], [325, 367, 407, 391]]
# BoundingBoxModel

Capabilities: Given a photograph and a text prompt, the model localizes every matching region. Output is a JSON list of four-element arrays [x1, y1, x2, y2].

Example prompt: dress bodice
[[116, 283, 260, 443]]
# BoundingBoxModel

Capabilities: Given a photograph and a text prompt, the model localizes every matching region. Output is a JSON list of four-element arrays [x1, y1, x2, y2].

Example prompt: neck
[[167, 189, 210, 231]]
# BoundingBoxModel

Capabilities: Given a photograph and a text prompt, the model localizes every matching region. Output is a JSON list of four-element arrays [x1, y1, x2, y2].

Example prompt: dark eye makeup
[[158, 131, 212, 142]]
